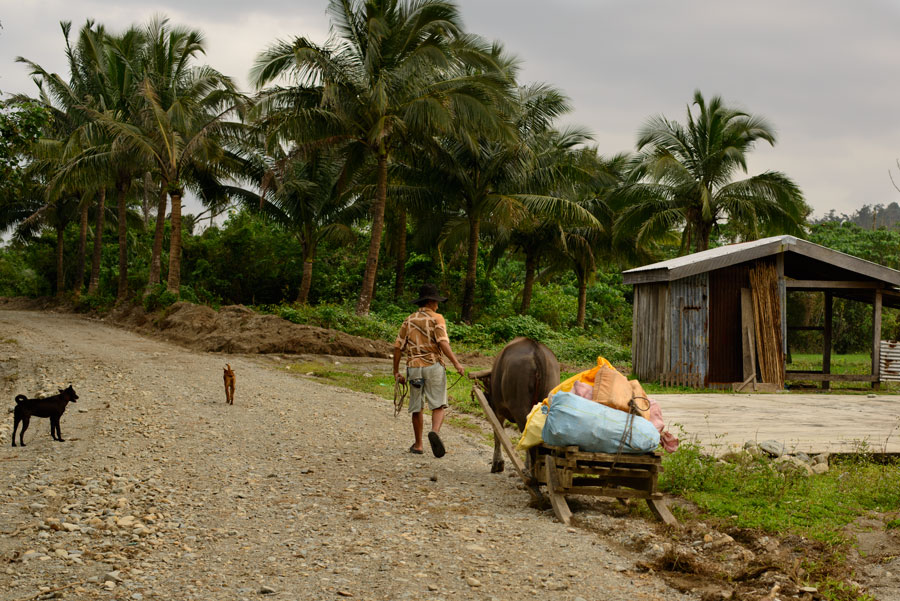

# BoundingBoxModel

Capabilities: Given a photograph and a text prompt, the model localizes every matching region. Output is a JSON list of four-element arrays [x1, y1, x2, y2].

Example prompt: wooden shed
[[622, 235, 900, 389]]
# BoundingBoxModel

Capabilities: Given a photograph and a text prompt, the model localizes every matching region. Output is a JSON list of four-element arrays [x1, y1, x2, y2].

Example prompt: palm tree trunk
[[520, 250, 537, 314], [393, 207, 407, 300], [461, 212, 480, 324], [116, 180, 131, 301], [296, 236, 315, 304], [696, 220, 713, 252], [142, 172, 152, 228], [55, 224, 65, 297], [146, 184, 168, 291], [576, 271, 587, 328], [166, 189, 183, 294], [87, 187, 106, 295], [356, 153, 388, 315], [73, 199, 89, 299], [297, 244, 314, 304]]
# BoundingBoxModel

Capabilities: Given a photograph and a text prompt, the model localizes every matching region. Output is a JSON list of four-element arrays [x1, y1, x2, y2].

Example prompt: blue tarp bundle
[[542, 391, 660, 454]]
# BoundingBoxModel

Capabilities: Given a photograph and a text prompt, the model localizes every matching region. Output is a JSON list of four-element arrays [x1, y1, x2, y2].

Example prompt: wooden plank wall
[[631, 283, 667, 381], [666, 274, 709, 385]]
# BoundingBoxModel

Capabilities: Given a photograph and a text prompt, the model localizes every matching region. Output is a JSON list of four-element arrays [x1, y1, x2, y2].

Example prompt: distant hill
[[814, 202, 900, 229]]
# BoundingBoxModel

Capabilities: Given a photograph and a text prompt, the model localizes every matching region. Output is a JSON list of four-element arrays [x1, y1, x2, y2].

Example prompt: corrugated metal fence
[[880, 340, 900, 381]]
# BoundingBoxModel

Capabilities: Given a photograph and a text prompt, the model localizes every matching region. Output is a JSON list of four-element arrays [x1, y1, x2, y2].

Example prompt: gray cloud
[[2, 0, 899, 217]]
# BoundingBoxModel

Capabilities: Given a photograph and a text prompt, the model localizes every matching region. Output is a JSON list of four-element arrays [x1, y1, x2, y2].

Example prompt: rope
[[393, 379, 409, 418], [610, 394, 647, 469], [395, 370, 464, 418], [446, 372, 465, 392]]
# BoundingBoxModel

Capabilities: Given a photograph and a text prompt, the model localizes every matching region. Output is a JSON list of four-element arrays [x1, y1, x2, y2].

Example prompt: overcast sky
[[2, 0, 900, 219]]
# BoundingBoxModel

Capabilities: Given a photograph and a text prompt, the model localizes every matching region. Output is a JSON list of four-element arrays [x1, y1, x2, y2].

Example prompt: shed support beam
[[823, 292, 832, 390], [873, 289, 882, 390], [776, 254, 786, 360], [784, 280, 884, 289]]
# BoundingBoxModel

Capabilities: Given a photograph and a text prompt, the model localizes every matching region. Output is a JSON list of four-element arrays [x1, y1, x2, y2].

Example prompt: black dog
[[12, 385, 78, 447]]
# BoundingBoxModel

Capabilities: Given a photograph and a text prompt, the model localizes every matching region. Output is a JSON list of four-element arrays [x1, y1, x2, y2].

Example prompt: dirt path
[[0, 310, 692, 601]]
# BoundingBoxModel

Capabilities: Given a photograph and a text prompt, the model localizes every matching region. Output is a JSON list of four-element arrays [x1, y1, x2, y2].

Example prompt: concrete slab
[[653, 393, 900, 454]]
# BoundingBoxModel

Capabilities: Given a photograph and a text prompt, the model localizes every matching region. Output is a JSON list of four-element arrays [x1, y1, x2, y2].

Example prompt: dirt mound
[[109, 301, 393, 357], [0, 297, 392, 358]]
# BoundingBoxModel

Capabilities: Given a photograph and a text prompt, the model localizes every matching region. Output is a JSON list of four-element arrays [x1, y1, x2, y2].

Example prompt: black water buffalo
[[487, 337, 560, 473]]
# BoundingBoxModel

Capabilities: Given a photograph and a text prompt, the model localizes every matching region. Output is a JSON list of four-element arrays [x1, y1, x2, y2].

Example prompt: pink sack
[[572, 380, 594, 400], [648, 398, 679, 452]]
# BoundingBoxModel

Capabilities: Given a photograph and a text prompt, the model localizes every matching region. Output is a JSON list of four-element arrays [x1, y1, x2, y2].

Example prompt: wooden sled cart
[[469, 371, 678, 528]]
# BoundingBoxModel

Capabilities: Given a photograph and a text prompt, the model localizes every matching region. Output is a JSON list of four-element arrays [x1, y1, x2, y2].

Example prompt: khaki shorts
[[407, 363, 448, 413]]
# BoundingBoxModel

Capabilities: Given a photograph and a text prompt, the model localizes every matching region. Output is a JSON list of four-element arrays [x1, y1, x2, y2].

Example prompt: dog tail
[[225, 364, 231, 371], [15, 394, 27, 404]]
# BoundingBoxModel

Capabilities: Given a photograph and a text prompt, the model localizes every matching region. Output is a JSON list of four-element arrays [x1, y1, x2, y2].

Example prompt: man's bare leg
[[412, 411, 424, 451], [431, 407, 445, 434]]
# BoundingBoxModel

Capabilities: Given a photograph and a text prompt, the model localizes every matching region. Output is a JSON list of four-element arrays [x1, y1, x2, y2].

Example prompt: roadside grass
[[786, 353, 900, 392], [660, 440, 899, 600], [283, 361, 485, 416], [660, 441, 900, 545], [788, 353, 870, 374]]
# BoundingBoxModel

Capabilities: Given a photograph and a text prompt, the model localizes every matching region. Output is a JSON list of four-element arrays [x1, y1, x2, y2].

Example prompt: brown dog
[[223, 364, 235, 404]]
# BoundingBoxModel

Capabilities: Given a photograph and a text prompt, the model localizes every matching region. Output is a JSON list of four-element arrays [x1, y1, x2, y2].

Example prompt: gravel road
[[0, 310, 696, 601]]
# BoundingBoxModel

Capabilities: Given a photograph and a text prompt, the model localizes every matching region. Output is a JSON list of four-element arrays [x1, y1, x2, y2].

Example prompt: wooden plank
[[776, 254, 787, 359], [468, 369, 492, 380], [571, 476, 653, 490], [565, 466, 657, 478], [784, 280, 883, 289], [733, 374, 756, 393], [740, 288, 757, 382], [562, 486, 661, 499], [784, 372, 880, 382], [646, 498, 680, 528], [873, 289, 883, 390], [540, 447, 662, 465], [823, 291, 832, 390], [732, 381, 778, 393], [472, 387, 541, 503], [545, 458, 572, 526]]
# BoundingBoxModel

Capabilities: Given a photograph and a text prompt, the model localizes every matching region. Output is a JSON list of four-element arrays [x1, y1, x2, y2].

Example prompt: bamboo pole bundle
[[750, 263, 785, 388]]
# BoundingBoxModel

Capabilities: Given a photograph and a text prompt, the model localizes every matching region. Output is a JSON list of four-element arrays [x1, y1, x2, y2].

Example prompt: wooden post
[[823, 291, 832, 390], [740, 288, 757, 382], [545, 459, 572, 526], [471, 387, 543, 503], [776, 254, 787, 358], [873, 289, 883, 390]]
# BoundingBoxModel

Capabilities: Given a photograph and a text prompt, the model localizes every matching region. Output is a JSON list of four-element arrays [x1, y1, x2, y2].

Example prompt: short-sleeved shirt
[[394, 308, 450, 367]]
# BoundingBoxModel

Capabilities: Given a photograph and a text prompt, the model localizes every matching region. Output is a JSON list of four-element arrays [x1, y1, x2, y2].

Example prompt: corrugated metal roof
[[622, 235, 900, 287]]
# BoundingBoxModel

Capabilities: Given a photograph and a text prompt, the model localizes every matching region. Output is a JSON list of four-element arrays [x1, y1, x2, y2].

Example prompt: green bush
[[487, 314, 554, 343], [545, 334, 630, 366], [143, 285, 179, 313], [74, 292, 115, 313], [0, 247, 44, 297], [448, 322, 493, 347], [263, 302, 398, 342]]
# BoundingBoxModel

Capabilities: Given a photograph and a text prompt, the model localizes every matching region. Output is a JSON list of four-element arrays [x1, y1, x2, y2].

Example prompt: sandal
[[428, 431, 446, 458], [408, 445, 424, 455]]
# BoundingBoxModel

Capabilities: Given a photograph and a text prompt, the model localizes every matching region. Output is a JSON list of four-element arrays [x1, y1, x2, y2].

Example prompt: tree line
[[0, 0, 809, 327]]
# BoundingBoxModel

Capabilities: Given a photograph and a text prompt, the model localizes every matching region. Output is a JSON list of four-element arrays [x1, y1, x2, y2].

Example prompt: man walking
[[393, 283, 465, 457]]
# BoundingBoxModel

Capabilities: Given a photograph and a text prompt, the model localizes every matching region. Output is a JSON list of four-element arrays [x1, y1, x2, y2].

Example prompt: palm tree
[[617, 90, 808, 254], [17, 21, 115, 297], [91, 19, 243, 294], [487, 130, 602, 314], [257, 148, 363, 303], [426, 83, 597, 322], [251, 0, 510, 315]]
